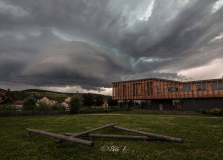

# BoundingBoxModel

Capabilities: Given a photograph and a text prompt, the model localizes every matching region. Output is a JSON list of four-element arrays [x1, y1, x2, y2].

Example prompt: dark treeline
[[10, 89, 111, 101]]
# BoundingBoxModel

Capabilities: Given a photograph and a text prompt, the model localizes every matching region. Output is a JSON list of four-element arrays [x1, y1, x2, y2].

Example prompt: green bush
[[36, 102, 50, 111], [51, 103, 65, 111], [209, 108, 222, 115], [22, 95, 37, 111], [0, 103, 16, 111], [200, 108, 208, 114], [220, 109, 223, 115], [70, 94, 82, 114]]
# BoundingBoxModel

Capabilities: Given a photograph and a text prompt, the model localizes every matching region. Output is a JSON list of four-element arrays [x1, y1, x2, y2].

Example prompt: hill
[[11, 89, 111, 101]]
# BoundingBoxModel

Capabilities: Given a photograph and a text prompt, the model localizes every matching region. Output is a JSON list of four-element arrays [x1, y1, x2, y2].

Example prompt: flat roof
[[112, 77, 223, 84]]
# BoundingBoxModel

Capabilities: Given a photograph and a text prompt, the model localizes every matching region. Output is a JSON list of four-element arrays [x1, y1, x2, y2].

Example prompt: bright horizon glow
[[178, 59, 223, 81]]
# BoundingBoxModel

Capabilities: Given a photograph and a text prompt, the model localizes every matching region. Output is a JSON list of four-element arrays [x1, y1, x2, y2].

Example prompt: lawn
[[0, 114, 223, 160], [87, 109, 223, 117]]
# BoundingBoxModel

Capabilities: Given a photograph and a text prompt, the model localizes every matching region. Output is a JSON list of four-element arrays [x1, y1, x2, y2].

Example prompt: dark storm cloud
[[0, 0, 222, 91], [0, 57, 25, 81], [20, 41, 133, 89], [119, 0, 223, 71]]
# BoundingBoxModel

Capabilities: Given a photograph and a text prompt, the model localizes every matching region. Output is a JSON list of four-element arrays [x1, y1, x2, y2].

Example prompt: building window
[[213, 84, 217, 89], [184, 86, 192, 91], [157, 88, 160, 93], [219, 83, 223, 89], [171, 87, 175, 92], [197, 85, 202, 90], [188, 86, 192, 91], [175, 87, 178, 91], [168, 87, 171, 92], [202, 85, 206, 90]]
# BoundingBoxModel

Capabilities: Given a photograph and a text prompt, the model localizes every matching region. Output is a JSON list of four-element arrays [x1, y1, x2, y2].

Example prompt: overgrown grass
[[0, 114, 223, 160]]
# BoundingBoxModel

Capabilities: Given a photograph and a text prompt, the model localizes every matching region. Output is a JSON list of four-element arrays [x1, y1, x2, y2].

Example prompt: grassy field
[[87, 109, 223, 117], [1, 114, 223, 160]]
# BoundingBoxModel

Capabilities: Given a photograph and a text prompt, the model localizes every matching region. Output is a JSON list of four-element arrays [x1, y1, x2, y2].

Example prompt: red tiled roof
[[13, 100, 23, 105]]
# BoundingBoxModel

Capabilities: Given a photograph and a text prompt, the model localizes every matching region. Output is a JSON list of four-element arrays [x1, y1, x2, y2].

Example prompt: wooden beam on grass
[[112, 126, 183, 143], [56, 123, 115, 143], [26, 128, 94, 147], [65, 133, 159, 140]]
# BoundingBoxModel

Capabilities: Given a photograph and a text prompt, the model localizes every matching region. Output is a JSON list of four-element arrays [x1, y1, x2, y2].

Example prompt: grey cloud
[[118, 0, 223, 73], [20, 41, 133, 89], [121, 71, 192, 82], [0, 57, 25, 82], [0, 0, 222, 92]]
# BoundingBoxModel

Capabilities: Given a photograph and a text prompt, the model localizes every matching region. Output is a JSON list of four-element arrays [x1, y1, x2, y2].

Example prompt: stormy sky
[[0, 0, 223, 95]]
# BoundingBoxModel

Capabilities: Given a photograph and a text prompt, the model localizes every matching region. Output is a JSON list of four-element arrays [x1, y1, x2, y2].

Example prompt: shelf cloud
[[0, 0, 223, 94]]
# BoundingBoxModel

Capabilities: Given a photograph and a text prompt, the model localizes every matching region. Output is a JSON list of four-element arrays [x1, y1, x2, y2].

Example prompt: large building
[[112, 78, 223, 111]]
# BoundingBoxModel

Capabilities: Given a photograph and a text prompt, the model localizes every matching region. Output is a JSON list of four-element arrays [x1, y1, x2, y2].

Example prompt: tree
[[0, 89, 15, 105], [82, 93, 94, 109], [95, 95, 104, 108], [36, 102, 50, 111], [70, 93, 82, 114], [107, 98, 118, 107], [22, 94, 37, 111], [51, 103, 65, 111]]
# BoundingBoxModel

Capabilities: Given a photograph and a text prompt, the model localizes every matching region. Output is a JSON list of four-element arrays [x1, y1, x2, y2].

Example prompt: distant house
[[102, 99, 108, 108], [12, 100, 23, 108], [91, 98, 108, 108], [62, 97, 72, 108], [38, 96, 59, 105], [61, 102, 69, 108], [65, 97, 71, 103]]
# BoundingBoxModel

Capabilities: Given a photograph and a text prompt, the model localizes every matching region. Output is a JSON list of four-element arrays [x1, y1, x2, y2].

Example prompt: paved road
[[83, 114, 223, 119]]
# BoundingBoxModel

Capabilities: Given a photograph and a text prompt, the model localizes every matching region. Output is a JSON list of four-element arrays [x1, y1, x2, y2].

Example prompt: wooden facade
[[112, 78, 223, 100]]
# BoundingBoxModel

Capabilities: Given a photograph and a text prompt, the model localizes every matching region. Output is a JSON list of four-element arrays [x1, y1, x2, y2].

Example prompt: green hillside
[[11, 89, 111, 101]]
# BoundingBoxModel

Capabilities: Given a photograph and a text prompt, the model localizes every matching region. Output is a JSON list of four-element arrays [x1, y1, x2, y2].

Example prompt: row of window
[[115, 83, 223, 96], [156, 84, 223, 92], [213, 84, 223, 89]]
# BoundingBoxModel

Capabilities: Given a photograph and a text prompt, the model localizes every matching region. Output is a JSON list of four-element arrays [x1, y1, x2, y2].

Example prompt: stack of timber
[[26, 123, 183, 148]]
